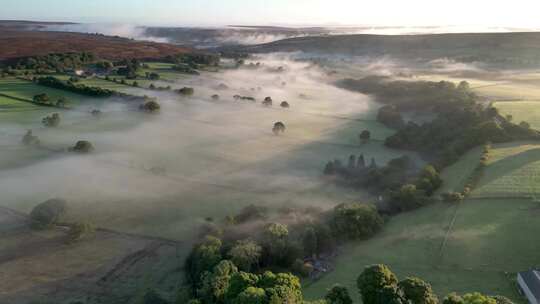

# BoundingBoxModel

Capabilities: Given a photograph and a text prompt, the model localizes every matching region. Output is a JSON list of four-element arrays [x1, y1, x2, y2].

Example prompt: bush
[[42, 113, 61, 127], [140, 100, 161, 113], [330, 203, 383, 240], [69, 140, 94, 153], [30, 198, 67, 229]]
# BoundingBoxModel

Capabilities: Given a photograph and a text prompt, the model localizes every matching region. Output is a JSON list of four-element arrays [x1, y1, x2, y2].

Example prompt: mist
[[0, 54, 416, 240]]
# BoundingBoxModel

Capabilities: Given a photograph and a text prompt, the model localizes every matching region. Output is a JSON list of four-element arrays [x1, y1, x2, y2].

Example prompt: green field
[[494, 101, 540, 130], [471, 142, 540, 198], [304, 197, 536, 303], [0, 77, 94, 105]]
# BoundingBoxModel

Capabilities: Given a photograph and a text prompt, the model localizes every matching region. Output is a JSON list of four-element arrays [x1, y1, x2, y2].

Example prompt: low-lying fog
[[0, 54, 417, 241]]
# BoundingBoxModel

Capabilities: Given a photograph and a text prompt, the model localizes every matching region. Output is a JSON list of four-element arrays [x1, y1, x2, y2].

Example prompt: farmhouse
[[518, 270, 540, 304]]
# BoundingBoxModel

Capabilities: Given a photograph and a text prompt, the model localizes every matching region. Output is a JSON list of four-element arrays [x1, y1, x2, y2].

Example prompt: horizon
[[3, 0, 540, 28]]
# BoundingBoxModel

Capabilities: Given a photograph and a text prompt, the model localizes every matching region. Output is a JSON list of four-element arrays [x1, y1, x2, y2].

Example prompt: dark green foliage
[[139, 100, 161, 113], [390, 184, 432, 212], [143, 289, 170, 304], [33, 93, 50, 105], [357, 264, 399, 304], [415, 165, 443, 195], [172, 63, 200, 75], [227, 240, 262, 272], [399, 277, 439, 304], [177, 87, 195, 96], [18, 52, 95, 72], [117, 58, 140, 79], [377, 105, 405, 129], [233, 205, 268, 224], [198, 260, 238, 303], [441, 191, 465, 203], [36, 76, 115, 97], [443, 293, 464, 304], [186, 236, 223, 287], [146, 72, 160, 80], [325, 285, 353, 304], [42, 113, 61, 127], [30, 198, 67, 229], [330, 203, 383, 240], [360, 130, 371, 143], [69, 140, 94, 153]]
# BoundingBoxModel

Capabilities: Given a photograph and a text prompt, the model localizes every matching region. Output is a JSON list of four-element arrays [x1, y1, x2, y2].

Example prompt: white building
[[518, 270, 540, 304]]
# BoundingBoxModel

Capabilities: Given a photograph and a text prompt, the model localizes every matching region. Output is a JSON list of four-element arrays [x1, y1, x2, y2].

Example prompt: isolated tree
[[360, 130, 371, 144], [56, 96, 68, 108], [505, 114, 513, 122], [33, 93, 50, 105], [42, 113, 61, 127], [357, 264, 399, 304], [325, 285, 353, 304], [228, 240, 262, 272], [262, 96, 273, 106], [178, 87, 195, 96], [91, 109, 102, 117], [280, 101, 290, 108], [272, 122, 286, 135], [399, 277, 439, 304], [69, 140, 94, 153], [21, 129, 40, 146], [330, 203, 383, 240], [30, 198, 67, 229], [357, 154, 366, 168], [324, 161, 336, 175], [348, 155, 357, 169], [519, 121, 531, 129], [212, 94, 220, 100], [139, 100, 161, 113], [67, 222, 95, 243]]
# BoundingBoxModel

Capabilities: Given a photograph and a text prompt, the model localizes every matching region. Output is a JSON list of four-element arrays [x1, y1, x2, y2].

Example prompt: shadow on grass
[[477, 147, 540, 187]]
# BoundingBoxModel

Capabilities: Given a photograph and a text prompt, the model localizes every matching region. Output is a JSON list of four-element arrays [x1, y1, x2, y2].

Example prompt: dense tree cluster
[[15, 52, 95, 72], [116, 58, 141, 79], [36, 76, 115, 97]]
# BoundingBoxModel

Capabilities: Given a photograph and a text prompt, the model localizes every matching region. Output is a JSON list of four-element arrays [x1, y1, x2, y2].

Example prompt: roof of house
[[519, 270, 540, 301]]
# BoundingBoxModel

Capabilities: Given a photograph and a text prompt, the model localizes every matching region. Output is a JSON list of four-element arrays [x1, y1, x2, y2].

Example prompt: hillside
[[240, 32, 540, 67], [0, 30, 192, 63]]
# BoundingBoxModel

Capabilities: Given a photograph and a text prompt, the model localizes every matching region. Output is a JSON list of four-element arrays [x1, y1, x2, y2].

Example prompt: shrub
[[30, 198, 67, 229]]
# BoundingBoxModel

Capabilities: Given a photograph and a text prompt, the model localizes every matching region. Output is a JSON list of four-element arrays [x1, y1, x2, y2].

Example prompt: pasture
[[494, 101, 540, 129]]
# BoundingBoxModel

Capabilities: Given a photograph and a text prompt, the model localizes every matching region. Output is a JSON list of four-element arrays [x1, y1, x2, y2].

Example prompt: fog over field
[[0, 54, 411, 240]]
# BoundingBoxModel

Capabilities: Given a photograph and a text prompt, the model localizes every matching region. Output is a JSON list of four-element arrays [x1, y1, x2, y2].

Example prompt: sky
[[3, 0, 540, 28]]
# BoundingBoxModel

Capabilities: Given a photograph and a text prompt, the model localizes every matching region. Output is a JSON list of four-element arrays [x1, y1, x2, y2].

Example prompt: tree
[[42, 113, 61, 127], [302, 227, 318, 258], [262, 97, 273, 106], [234, 287, 266, 304], [178, 87, 195, 96], [330, 203, 383, 240], [198, 260, 238, 303], [272, 122, 286, 135], [357, 264, 399, 304], [140, 100, 161, 113], [280, 101, 290, 108], [392, 184, 430, 211], [377, 105, 404, 129], [462, 293, 497, 304], [21, 130, 40, 146], [325, 285, 353, 304], [443, 293, 464, 304], [399, 277, 439, 304], [234, 204, 268, 224], [262, 222, 289, 265], [441, 191, 464, 203], [185, 236, 223, 286], [67, 222, 95, 243], [33, 93, 50, 105], [56, 96, 68, 108], [228, 240, 262, 271], [519, 121, 531, 129], [212, 94, 220, 100], [259, 271, 303, 304], [30, 198, 67, 229], [69, 140, 95, 153], [360, 130, 371, 144]]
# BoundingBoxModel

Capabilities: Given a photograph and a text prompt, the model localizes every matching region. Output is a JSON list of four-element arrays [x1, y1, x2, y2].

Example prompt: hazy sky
[[3, 0, 540, 27]]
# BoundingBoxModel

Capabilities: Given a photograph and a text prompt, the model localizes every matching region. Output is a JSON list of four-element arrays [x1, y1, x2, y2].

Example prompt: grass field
[[471, 141, 540, 198], [304, 197, 536, 303], [0, 77, 95, 105], [494, 101, 540, 129]]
